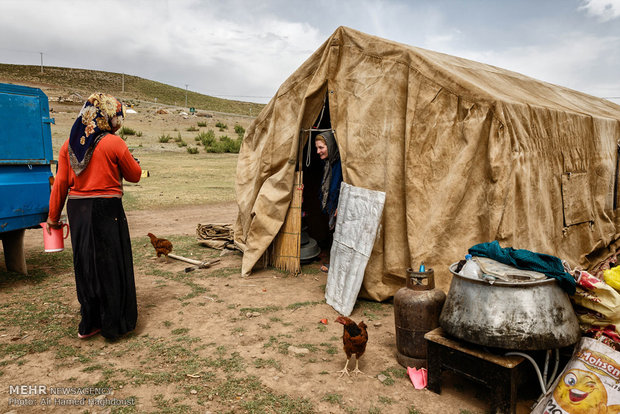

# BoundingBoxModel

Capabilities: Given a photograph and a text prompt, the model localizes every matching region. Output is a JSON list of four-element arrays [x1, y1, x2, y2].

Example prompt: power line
[[0, 48, 43, 55]]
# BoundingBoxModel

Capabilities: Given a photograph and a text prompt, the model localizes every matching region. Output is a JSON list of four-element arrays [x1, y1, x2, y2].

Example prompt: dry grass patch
[[122, 151, 237, 209]]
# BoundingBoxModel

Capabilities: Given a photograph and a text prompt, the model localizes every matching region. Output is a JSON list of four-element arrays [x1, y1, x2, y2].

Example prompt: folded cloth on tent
[[468, 240, 576, 294]]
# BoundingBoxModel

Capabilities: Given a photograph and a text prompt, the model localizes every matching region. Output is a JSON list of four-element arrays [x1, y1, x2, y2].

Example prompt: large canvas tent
[[234, 26, 620, 301]]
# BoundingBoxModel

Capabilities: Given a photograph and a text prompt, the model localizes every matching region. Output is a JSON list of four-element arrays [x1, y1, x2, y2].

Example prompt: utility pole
[[185, 84, 188, 108], [40, 52, 43, 74], [122, 73, 125, 93]]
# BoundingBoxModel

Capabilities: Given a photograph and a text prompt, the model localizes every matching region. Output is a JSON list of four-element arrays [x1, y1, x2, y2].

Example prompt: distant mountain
[[0, 63, 265, 117]]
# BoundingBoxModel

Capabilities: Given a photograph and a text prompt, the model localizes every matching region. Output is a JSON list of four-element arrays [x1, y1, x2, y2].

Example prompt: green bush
[[197, 121, 207, 127], [229, 138, 242, 153], [204, 143, 224, 153], [196, 130, 216, 147], [234, 124, 245, 139], [158, 134, 173, 143], [186, 126, 199, 132], [204, 135, 242, 153], [174, 132, 183, 142], [119, 126, 136, 135], [118, 126, 141, 140], [187, 147, 199, 154], [215, 121, 227, 131]]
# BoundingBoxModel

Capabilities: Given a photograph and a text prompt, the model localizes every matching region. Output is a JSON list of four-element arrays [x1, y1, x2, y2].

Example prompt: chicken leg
[[337, 358, 350, 377], [351, 358, 364, 376]]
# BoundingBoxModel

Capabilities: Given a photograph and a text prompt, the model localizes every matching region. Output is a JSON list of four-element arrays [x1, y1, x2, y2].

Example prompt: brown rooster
[[335, 315, 368, 377], [147, 233, 173, 262]]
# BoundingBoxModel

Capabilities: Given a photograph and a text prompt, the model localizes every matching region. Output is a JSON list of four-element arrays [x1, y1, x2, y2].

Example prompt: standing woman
[[315, 130, 342, 272], [47, 93, 141, 340]]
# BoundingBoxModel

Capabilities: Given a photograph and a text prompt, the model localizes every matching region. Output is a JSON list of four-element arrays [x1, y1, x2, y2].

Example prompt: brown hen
[[335, 315, 368, 377], [147, 233, 173, 261]]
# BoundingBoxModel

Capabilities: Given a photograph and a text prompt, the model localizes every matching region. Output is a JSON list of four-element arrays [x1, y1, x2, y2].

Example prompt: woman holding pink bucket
[[46, 93, 141, 340], [40, 220, 69, 252]]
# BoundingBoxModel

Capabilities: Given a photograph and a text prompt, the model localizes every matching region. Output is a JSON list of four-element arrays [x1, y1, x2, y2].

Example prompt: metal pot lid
[[300, 231, 310, 246], [300, 237, 320, 261]]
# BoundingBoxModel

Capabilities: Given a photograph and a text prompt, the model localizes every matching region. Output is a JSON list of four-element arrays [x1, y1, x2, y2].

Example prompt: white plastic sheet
[[325, 182, 386, 316]]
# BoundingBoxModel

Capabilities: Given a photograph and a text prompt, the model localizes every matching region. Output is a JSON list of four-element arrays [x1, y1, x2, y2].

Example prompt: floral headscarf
[[68, 93, 125, 175]]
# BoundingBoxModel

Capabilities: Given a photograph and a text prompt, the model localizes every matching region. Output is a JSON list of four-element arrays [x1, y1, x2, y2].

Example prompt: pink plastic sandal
[[78, 328, 101, 339], [407, 366, 427, 389]]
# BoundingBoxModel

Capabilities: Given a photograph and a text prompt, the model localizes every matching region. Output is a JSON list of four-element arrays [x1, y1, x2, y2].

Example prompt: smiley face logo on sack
[[553, 369, 620, 414]]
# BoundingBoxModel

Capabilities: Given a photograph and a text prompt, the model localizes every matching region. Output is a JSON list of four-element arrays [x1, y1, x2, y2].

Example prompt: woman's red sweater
[[48, 134, 142, 222]]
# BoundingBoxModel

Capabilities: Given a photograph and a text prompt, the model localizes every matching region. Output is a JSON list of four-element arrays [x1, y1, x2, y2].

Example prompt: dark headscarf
[[68, 93, 125, 175], [315, 131, 342, 214]]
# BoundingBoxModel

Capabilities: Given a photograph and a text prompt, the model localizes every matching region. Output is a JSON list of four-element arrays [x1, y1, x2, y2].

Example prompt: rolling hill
[[0, 63, 265, 117]]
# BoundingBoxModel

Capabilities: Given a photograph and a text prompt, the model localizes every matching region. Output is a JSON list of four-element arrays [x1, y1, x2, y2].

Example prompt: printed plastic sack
[[605, 267, 620, 292], [571, 270, 620, 332], [531, 337, 620, 413]]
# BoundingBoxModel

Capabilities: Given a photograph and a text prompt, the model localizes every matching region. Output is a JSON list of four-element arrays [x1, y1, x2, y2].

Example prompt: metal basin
[[439, 263, 581, 350]]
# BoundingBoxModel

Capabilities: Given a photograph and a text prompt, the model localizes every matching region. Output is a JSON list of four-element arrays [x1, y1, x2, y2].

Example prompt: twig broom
[[269, 170, 303, 274], [269, 132, 304, 274]]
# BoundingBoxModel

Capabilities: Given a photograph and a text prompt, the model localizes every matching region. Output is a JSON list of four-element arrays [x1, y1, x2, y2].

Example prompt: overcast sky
[[1, 0, 619, 104]]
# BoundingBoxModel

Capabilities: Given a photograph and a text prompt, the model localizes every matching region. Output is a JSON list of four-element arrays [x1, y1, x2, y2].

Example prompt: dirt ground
[[0, 202, 542, 414]]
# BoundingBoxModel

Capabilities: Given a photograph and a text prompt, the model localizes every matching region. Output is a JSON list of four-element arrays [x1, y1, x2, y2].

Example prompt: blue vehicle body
[[0, 83, 55, 234]]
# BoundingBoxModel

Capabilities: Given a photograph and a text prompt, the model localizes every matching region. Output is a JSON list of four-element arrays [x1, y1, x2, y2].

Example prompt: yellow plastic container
[[603, 266, 620, 291]]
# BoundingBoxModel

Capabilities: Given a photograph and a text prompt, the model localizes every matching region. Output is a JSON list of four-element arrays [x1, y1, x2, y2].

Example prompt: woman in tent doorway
[[315, 130, 342, 272], [47, 92, 142, 341]]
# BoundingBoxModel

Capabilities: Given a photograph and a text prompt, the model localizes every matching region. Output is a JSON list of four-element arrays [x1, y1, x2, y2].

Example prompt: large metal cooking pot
[[439, 263, 581, 350]]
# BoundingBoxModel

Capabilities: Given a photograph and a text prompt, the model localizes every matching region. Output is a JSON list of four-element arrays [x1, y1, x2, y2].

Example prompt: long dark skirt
[[67, 197, 137, 339]]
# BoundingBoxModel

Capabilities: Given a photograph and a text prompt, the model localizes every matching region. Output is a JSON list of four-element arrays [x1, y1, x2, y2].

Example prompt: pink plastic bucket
[[40, 222, 69, 252]]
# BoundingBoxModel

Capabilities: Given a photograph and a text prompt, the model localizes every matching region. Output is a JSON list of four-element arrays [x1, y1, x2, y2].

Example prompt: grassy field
[[122, 151, 239, 210], [46, 104, 248, 211]]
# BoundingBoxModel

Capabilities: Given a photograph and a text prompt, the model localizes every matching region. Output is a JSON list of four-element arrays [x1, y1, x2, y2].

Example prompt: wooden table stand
[[424, 327, 529, 414]]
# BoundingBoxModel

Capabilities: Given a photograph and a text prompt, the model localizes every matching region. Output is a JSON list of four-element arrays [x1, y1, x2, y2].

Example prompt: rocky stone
[[288, 345, 310, 355]]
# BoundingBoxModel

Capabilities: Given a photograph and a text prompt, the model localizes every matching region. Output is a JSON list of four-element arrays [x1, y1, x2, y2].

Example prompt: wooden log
[[168, 253, 221, 272], [168, 253, 202, 265], [184, 258, 221, 273]]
